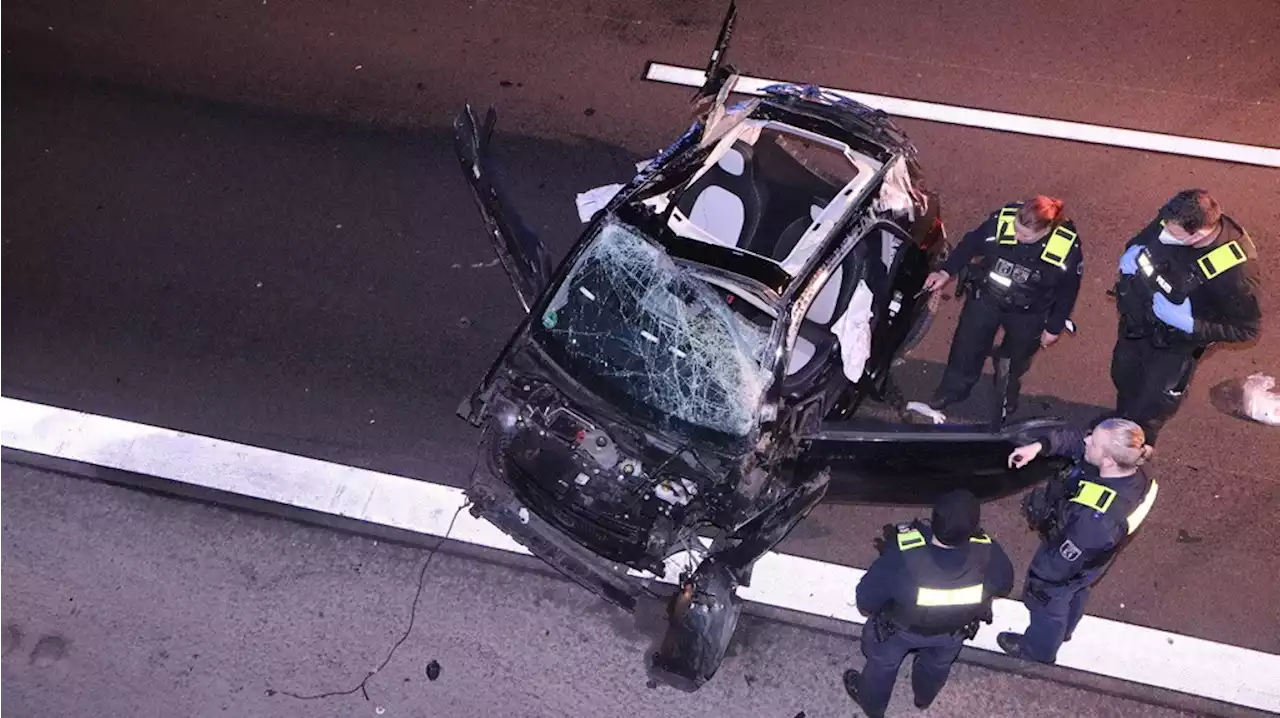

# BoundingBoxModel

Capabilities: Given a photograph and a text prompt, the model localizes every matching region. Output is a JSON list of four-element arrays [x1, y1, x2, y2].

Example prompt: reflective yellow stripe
[[1125, 480, 1159, 535], [1197, 241, 1246, 279], [1070, 481, 1116, 513], [1040, 225, 1077, 268], [970, 533, 992, 544], [987, 272, 1013, 287], [997, 206, 1018, 244], [917, 584, 985, 607], [897, 529, 926, 551]]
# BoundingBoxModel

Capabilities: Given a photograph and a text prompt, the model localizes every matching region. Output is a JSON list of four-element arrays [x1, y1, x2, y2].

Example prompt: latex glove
[[1153, 293, 1194, 332], [1118, 245, 1141, 275]]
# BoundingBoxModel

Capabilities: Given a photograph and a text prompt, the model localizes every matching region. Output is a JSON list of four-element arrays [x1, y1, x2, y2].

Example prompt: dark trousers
[[1109, 330, 1203, 445], [856, 620, 966, 717], [934, 294, 1045, 410], [1020, 569, 1103, 663]]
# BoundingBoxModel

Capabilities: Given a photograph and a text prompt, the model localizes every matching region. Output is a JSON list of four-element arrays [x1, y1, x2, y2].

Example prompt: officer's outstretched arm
[[1039, 425, 1087, 460], [939, 214, 997, 276]]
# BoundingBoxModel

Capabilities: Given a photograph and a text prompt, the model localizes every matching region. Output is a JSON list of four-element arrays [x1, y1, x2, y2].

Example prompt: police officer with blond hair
[[1111, 188, 1262, 444], [910, 196, 1084, 425], [843, 490, 1014, 717], [998, 418, 1159, 663]]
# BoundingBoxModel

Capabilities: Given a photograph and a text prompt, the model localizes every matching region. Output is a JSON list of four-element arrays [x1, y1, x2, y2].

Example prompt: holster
[[1113, 275, 1154, 339], [871, 614, 895, 642]]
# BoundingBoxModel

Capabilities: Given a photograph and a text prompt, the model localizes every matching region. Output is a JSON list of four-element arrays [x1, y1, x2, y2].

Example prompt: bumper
[[463, 424, 657, 611]]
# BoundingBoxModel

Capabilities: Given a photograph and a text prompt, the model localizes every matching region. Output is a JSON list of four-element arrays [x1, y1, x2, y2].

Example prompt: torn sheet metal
[[872, 154, 920, 223], [576, 183, 626, 222]]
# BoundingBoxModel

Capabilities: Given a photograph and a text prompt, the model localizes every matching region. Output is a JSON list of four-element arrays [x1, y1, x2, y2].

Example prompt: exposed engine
[[487, 377, 717, 573]]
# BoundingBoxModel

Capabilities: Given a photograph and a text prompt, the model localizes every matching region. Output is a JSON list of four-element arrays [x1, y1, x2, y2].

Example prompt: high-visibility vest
[[1135, 224, 1248, 302], [1070, 478, 1159, 536], [882, 527, 994, 634], [980, 202, 1079, 307]]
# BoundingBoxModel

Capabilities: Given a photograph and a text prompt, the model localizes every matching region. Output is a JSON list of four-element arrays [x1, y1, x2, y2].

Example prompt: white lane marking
[[3, 395, 1278, 712], [643, 62, 1280, 168]]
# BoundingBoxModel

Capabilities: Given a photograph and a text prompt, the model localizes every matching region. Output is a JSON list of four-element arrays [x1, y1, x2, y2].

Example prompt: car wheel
[[899, 289, 940, 356]]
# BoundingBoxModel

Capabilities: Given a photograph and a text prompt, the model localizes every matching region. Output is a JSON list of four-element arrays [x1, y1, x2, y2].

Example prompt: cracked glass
[[535, 217, 773, 438]]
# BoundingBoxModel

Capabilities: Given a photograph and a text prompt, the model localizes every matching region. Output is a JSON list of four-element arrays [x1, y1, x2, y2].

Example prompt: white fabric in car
[[829, 278, 875, 382]]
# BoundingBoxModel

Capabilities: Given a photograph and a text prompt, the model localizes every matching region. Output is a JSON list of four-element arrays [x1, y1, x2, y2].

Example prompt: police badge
[[1059, 539, 1083, 562]]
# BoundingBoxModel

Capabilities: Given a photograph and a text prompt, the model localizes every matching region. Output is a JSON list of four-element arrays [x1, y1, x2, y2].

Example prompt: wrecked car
[[451, 1, 1069, 690]]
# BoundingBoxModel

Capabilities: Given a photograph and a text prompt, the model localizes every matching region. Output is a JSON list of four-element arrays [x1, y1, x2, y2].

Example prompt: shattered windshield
[[533, 217, 774, 438]]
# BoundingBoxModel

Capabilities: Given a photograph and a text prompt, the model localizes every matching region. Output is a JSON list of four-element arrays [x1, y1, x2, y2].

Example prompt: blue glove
[[1118, 245, 1141, 275], [1152, 293, 1193, 333]]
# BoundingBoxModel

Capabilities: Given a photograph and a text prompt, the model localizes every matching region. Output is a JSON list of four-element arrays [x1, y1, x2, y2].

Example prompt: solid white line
[[3, 395, 1278, 712], [643, 63, 1280, 168]]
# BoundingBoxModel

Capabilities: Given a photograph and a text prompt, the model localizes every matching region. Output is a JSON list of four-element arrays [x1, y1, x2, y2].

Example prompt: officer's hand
[[923, 270, 951, 292], [1040, 331, 1059, 348], [1118, 245, 1142, 275], [1152, 293, 1194, 333], [1008, 441, 1044, 468]]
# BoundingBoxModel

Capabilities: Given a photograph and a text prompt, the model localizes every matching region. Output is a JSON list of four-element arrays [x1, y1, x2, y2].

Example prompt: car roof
[[750, 84, 918, 162]]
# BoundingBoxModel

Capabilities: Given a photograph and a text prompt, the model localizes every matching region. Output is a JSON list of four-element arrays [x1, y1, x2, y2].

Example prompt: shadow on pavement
[[1, 71, 644, 482]]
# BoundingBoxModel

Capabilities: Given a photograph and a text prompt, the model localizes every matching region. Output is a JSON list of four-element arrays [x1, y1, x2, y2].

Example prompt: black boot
[[842, 669, 882, 718]]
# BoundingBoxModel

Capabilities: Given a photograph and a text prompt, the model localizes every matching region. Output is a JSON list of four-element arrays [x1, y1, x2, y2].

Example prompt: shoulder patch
[[1059, 539, 1082, 562]]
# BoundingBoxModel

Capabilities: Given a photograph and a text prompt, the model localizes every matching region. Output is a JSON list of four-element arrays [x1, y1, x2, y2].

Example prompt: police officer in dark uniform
[[997, 417, 1158, 663], [910, 196, 1084, 424], [843, 490, 1014, 718], [1111, 189, 1262, 444]]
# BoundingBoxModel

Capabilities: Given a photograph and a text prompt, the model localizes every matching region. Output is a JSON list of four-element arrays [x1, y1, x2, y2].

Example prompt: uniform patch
[[1059, 539, 1082, 562]]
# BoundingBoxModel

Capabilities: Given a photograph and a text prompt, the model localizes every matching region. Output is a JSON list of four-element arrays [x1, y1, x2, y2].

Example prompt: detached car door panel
[[799, 417, 1071, 505], [454, 104, 555, 313]]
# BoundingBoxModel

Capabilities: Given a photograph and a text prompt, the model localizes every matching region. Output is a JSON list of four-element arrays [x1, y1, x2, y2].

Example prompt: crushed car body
[[450, 0, 1070, 690]]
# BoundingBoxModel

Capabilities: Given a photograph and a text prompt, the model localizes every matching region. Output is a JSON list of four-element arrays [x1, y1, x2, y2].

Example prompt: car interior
[[646, 121, 907, 384]]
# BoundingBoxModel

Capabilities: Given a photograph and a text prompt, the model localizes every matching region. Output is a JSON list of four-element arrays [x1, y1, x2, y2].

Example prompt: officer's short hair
[[1096, 418, 1155, 468], [1159, 189, 1222, 233]]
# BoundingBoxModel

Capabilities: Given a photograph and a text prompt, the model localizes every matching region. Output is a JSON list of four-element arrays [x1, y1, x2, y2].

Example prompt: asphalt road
[[4, 0, 1279, 662], [1, 464, 1202, 718]]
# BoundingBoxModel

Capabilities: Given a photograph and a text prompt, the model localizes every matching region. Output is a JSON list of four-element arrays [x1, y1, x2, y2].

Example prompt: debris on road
[[1176, 529, 1204, 544], [1242, 373, 1280, 426]]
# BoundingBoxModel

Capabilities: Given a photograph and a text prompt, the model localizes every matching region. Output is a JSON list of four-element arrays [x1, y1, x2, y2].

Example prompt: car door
[[454, 104, 554, 313], [797, 416, 1072, 505]]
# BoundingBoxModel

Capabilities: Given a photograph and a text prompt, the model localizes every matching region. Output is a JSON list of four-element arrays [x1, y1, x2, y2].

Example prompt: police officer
[[910, 196, 1084, 424], [997, 417, 1158, 663], [1111, 189, 1262, 444], [843, 490, 1013, 718]]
